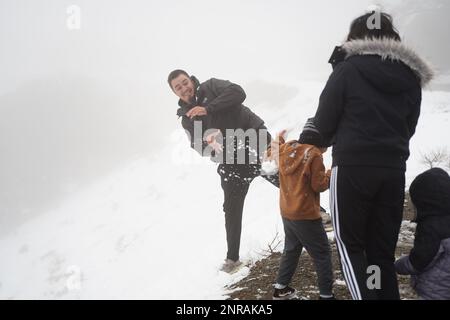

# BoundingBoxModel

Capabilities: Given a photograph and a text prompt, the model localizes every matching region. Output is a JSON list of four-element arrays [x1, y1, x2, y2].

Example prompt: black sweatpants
[[330, 166, 405, 300], [219, 164, 279, 261]]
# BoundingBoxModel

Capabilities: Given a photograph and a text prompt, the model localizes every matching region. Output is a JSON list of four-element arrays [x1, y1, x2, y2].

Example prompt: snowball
[[261, 160, 279, 175]]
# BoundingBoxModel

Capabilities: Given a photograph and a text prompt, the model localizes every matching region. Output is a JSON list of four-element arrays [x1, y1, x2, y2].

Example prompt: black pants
[[218, 164, 279, 261], [330, 166, 405, 300]]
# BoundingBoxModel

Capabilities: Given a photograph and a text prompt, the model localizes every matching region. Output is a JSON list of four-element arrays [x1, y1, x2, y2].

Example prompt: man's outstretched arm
[[204, 78, 246, 114]]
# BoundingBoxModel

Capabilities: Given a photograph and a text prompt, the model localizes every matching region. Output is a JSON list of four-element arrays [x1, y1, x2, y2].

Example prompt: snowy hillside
[[0, 82, 449, 299]]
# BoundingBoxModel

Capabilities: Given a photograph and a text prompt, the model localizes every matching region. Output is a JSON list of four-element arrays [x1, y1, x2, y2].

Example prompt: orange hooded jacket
[[277, 137, 331, 220]]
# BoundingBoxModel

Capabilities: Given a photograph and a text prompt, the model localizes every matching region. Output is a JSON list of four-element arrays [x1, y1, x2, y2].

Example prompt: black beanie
[[298, 118, 326, 147]]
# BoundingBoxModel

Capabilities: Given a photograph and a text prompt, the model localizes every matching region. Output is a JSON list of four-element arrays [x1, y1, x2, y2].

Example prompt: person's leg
[[276, 218, 303, 287], [330, 166, 378, 300], [295, 219, 334, 297], [219, 165, 252, 262], [366, 168, 404, 300]]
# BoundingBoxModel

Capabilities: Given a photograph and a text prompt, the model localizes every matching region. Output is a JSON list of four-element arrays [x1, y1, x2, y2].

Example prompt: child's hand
[[277, 130, 287, 141], [263, 150, 272, 162], [269, 141, 281, 165], [267, 130, 287, 164]]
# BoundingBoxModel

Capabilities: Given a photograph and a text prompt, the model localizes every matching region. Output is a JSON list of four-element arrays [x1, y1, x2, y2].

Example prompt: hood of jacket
[[342, 38, 434, 93], [409, 167, 450, 221], [279, 141, 319, 176]]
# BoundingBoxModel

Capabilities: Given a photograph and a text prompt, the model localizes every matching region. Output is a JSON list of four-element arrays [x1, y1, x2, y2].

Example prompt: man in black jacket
[[168, 69, 278, 273], [314, 12, 433, 299]]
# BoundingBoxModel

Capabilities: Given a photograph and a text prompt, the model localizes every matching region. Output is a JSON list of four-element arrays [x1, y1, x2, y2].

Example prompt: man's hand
[[206, 130, 220, 144], [186, 106, 207, 119], [205, 130, 223, 153]]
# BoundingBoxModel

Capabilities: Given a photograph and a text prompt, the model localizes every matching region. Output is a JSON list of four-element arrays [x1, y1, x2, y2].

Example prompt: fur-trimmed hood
[[342, 38, 434, 87]]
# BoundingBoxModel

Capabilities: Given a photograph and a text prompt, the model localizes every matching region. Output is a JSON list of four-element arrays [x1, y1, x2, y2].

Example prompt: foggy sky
[[1, 0, 449, 234]]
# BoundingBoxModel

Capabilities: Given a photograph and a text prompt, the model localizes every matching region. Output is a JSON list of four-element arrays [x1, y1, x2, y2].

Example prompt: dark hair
[[347, 12, 401, 41], [167, 69, 190, 88]]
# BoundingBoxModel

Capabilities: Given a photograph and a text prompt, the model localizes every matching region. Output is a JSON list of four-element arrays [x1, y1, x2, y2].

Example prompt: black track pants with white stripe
[[330, 166, 405, 300]]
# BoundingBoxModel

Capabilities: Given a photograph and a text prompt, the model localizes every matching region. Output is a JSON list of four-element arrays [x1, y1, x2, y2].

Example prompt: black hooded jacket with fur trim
[[314, 38, 434, 170]]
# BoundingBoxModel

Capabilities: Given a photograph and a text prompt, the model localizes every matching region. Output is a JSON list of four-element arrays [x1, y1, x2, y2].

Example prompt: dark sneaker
[[220, 259, 244, 274], [273, 286, 297, 300]]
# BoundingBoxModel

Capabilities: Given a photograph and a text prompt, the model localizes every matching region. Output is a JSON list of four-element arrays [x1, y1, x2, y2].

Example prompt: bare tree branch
[[420, 147, 449, 169], [259, 231, 282, 258]]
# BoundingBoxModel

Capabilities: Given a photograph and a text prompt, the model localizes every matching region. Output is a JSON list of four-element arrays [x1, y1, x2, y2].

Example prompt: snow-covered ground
[[0, 81, 449, 299]]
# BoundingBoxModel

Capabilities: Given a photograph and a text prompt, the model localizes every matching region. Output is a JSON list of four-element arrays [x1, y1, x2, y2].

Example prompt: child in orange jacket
[[269, 118, 334, 300]]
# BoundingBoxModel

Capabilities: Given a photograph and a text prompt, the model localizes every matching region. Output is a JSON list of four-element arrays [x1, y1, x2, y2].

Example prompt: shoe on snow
[[220, 259, 244, 274]]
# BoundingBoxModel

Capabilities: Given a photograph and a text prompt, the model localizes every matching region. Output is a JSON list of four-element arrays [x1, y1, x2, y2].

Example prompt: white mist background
[[1, 0, 450, 233], [0, 0, 450, 299]]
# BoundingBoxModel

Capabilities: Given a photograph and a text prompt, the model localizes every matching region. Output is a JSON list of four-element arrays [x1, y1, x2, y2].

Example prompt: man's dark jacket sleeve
[[203, 78, 246, 114], [406, 90, 422, 138]]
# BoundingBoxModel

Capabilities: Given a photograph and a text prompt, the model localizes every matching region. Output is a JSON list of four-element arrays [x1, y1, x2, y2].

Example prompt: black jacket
[[408, 168, 450, 272], [314, 38, 433, 170], [176, 77, 266, 162]]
